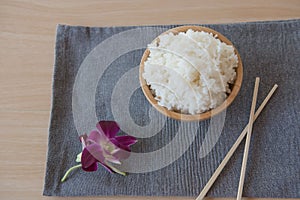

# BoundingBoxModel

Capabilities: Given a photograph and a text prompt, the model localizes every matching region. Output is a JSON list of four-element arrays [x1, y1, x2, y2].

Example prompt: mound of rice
[[142, 29, 238, 115]]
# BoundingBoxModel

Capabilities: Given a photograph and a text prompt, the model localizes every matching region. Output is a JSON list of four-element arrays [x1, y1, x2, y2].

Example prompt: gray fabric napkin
[[44, 19, 300, 197]]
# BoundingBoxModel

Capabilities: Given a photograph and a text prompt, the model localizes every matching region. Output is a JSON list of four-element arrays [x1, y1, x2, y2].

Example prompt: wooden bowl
[[139, 26, 243, 121]]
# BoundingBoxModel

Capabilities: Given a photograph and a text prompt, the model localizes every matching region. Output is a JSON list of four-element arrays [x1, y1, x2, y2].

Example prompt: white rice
[[142, 29, 238, 114]]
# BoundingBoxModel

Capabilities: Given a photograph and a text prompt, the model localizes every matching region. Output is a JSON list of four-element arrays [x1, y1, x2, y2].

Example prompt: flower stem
[[61, 164, 82, 182]]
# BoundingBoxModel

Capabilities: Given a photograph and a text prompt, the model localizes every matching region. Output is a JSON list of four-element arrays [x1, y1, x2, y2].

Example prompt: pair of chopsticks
[[196, 77, 278, 200]]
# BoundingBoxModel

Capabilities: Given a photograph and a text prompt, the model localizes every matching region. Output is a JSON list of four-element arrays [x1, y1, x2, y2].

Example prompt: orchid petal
[[105, 156, 121, 165], [85, 143, 105, 163], [111, 148, 120, 154], [102, 148, 121, 164], [84, 162, 98, 172], [81, 148, 98, 170], [112, 148, 131, 160], [110, 138, 130, 151], [96, 121, 120, 138], [87, 130, 102, 143], [87, 131, 107, 146], [115, 135, 138, 147]]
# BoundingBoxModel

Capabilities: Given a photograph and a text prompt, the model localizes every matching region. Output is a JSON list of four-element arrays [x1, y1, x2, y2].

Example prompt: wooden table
[[1, 1, 299, 200]]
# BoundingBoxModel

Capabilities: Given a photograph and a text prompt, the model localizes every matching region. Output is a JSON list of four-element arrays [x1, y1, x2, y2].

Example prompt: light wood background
[[0, 1, 299, 200]]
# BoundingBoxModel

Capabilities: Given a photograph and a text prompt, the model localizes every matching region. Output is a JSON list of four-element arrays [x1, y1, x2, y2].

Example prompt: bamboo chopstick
[[237, 77, 260, 200], [196, 83, 278, 200]]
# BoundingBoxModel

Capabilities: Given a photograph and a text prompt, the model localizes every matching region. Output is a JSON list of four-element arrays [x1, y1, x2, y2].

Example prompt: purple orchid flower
[[61, 121, 137, 182], [80, 121, 137, 174]]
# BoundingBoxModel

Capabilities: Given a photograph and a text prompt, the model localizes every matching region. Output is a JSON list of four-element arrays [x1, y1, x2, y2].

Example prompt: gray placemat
[[43, 19, 300, 197]]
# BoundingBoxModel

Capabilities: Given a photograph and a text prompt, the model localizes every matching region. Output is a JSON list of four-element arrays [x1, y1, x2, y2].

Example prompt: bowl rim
[[139, 25, 243, 121]]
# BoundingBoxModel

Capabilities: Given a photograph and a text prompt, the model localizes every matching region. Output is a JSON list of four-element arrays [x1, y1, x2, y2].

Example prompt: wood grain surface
[[0, 1, 299, 200]]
